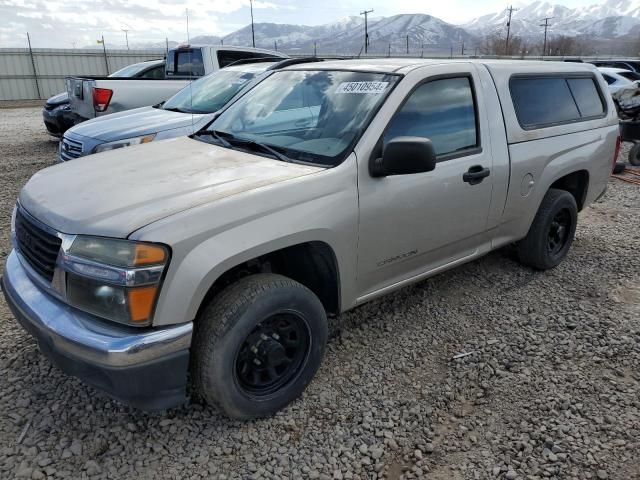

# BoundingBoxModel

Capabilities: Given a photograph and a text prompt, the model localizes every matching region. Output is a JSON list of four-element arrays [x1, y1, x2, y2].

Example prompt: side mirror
[[370, 137, 437, 177]]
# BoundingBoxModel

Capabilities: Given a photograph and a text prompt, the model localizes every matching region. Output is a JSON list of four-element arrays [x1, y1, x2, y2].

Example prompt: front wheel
[[192, 274, 328, 419], [517, 189, 578, 270]]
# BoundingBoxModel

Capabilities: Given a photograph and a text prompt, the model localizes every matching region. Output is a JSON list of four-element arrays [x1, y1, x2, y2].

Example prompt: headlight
[[62, 236, 169, 326], [93, 134, 156, 153]]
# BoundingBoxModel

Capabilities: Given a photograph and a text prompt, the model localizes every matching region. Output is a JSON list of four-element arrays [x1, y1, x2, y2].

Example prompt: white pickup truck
[[66, 45, 286, 121]]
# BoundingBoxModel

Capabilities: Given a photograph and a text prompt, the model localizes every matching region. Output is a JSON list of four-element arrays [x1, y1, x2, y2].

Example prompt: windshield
[[163, 70, 259, 114], [110, 62, 156, 77], [619, 71, 640, 82], [205, 70, 399, 166]]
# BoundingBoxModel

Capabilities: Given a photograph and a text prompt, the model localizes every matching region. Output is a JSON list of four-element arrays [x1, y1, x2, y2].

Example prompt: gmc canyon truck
[[66, 45, 286, 121], [3, 59, 618, 419]]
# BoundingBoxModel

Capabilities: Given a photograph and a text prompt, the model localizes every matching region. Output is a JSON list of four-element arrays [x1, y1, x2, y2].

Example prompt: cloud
[[0, 0, 285, 47]]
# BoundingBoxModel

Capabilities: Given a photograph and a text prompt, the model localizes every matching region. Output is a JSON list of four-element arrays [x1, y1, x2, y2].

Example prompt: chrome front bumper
[[2, 250, 193, 410]]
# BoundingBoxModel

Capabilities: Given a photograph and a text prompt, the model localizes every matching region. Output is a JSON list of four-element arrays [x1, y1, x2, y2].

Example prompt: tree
[[480, 33, 525, 56]]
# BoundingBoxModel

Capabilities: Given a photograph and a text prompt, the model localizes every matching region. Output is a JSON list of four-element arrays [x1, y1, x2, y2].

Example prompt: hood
[[19, 136, 323, 238], [46, 92, 69, 106], [68, 106, 211, 142]]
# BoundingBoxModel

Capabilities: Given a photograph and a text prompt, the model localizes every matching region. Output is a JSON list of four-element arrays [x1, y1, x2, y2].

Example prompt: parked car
[[598, 67, 640, 95], [58, 59, 303, 161], [66, 45, 286, 122], [591, 59, 640, 73], [43, 59, 165, 138], [3, 59, 618, 419]]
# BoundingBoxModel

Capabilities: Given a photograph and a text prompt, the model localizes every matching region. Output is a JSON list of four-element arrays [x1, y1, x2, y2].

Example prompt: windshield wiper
[[205, 130, 233, 148], [245, 141, 293, 163], [163, 106, 190, 113], [195, 130, 293, 163]]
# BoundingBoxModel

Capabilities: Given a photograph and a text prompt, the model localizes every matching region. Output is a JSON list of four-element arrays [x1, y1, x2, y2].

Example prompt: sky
[[0, 0, 603, 49]]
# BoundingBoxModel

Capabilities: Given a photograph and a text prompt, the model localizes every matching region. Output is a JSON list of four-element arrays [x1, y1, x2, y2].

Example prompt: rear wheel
[[517, 189, 578, 270], [629, 143, 640, 167], [193, 274, 328, 419]]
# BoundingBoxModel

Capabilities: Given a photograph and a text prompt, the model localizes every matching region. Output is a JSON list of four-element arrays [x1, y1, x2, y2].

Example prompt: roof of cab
[[283, 58, 600, 75]]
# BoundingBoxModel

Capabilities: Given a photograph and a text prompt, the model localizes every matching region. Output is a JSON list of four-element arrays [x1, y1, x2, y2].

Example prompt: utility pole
[[250, 0, 256, 47], [274, 40, 277, 51], [540, 17, 553, 58], [505, 5, 518, 56], [122, 29, 129, 50], [388, 42, 391, 57], [461, 40, 465, 55], [450, 45, 453, 59], [421, 43, 424, 57], [26, 32, 41, 100], [100, 35, 109, 74], [406, 35, 409, 54], [360, 9, 374, 54], [313, 41, 317, 56]]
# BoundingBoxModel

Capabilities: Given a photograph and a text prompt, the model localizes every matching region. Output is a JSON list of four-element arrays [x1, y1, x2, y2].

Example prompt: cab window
[[384, 76, 479, 158], [166, 49, 204, 77]]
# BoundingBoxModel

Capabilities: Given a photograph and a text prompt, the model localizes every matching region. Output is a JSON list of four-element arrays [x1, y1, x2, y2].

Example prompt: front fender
[[131, 157, 359, 326]]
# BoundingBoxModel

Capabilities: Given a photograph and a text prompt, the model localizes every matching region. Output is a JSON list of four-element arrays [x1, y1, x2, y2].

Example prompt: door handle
[[463, 165, 491, 185]]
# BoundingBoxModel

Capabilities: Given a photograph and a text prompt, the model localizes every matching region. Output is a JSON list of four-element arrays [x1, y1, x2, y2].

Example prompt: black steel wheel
[[517, 188, 578, 270], [235, 313, 311, 397], [547, 208, 571, 256], [193, 274, 327, 419]]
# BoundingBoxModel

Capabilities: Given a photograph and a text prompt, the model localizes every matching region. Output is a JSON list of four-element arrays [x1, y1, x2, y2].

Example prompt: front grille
[[59, 137, 83, 161], [15, 208, 61, 282]]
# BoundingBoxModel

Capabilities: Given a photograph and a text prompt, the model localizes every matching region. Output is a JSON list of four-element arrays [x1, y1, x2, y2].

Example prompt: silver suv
[[2, 59, 618, 418]]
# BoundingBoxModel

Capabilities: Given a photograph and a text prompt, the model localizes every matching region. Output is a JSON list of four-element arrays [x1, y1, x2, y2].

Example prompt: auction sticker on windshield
[[335, 82, 389, 94]]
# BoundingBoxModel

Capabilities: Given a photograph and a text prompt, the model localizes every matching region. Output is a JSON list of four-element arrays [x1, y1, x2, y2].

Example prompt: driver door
[[356, 65, 494, 299]]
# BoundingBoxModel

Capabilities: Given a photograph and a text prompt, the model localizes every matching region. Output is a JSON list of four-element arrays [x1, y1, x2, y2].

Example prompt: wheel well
[[198, 242, 340, 317], [550, 170, 589, 211]]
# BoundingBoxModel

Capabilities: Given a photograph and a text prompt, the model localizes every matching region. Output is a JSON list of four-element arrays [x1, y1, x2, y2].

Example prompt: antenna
[[250, 0, 256, 47], [360, 9, 373, 55], [186, 8, 195, 135], [505, 5, 518, 56], [540, 17, 553, 59]]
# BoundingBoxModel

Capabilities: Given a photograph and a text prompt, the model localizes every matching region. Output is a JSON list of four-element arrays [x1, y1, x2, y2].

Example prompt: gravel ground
[[0, 108, 639, 480]]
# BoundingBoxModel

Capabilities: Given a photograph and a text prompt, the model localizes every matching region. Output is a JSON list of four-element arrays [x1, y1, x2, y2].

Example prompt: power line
[[540, 17, 553, 58], [360, 8, 373, 54], [505, 5, 518, 55]]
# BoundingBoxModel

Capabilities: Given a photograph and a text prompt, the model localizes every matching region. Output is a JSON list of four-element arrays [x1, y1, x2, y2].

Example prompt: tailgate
[[66, 77, 96, 120]]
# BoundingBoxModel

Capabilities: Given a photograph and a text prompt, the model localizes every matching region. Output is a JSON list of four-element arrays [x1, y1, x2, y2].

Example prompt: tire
[[192, 273, 328, 419], [517, 188, 578, 271], [629, 143, 640, 167], [613, 162, 626, 174]]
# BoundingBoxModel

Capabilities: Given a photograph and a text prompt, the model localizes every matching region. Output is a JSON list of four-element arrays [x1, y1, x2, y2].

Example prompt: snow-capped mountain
[[192, 14, 474, 55], [465, 0, 640, 39], [183, 0, 640, 55]]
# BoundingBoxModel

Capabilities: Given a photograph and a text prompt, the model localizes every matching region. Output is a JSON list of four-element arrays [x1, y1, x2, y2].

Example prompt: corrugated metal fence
[[0, 48, 166, 101]]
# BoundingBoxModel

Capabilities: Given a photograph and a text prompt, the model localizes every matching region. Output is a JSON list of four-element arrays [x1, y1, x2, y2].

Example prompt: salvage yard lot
[[0, 107, 639, 480]]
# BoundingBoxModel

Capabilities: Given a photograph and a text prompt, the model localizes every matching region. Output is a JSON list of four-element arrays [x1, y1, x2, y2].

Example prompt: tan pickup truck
[[3, 59, 618, 419]]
